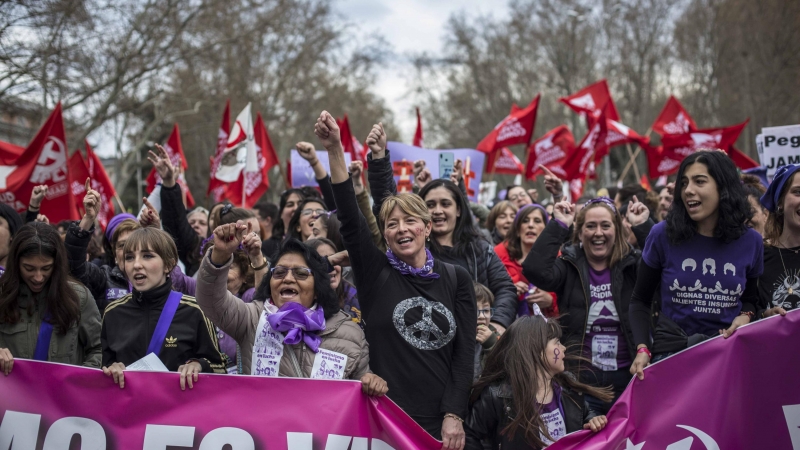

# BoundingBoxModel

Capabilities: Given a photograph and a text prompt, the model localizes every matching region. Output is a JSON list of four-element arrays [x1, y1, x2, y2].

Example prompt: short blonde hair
[[378, 193, 431, 232], [122, 228, 179, 272]]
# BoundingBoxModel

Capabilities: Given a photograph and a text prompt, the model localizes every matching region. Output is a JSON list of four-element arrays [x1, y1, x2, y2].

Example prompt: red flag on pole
[[146, 124, 194, 208], [337, 115, 359, 163], [561, 111, 608, 182], [525, 125, 576, 180], [67, 151, 90, 217], [208, 100, 231, 202], [486, 147, 524, 175], [85, 141, 117, 228], [0, 140, 23, 164], [476, 95, 540, 153], [728, 147, 759, 170], [559, 79, 620, 124], [226, 113, 279, 208], [0, 102, 79, 221], [595, 119, 650, 163], [658, 121, 749, 176], [413, 107, 424, 147], [652, 96, 698, 136]]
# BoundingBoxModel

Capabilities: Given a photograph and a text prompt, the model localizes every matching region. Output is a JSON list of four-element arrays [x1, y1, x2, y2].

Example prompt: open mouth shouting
[[279, 287, 299, 301], [686, 200, 701, 214], [132, 273, 148, 285]]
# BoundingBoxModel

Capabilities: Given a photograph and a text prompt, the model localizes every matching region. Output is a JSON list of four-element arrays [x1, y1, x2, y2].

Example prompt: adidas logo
[[165, 336, 178, 348]]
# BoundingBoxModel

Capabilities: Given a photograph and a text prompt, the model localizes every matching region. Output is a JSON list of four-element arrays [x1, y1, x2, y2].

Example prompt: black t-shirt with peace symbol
[[758, 245, 800, 313], [332, 178, 477, 439]]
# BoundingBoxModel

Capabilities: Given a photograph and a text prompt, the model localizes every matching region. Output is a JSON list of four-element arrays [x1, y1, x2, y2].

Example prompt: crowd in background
[[0, 112, 796, 450]]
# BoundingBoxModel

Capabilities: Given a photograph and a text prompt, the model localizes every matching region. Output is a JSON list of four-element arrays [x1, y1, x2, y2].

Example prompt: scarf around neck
[[267, 302, 326, 352], [386, 247, 440, 279]]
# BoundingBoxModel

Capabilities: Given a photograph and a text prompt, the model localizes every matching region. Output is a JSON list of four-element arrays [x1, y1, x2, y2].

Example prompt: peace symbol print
[[393, 297, 456, 350]]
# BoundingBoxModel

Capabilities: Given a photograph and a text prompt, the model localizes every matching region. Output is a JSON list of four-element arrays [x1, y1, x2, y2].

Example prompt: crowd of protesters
[[0, 111, 795, 450]]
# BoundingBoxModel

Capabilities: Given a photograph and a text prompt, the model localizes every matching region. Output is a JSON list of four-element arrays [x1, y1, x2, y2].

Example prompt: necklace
[[777, 240, 800, 294]]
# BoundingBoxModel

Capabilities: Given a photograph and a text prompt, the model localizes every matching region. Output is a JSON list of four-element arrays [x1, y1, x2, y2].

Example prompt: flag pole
[[114, 192, 126, 212], [488, 149, 501, 182], [617, 127, 652, 184], [242, 173, 246, 208]]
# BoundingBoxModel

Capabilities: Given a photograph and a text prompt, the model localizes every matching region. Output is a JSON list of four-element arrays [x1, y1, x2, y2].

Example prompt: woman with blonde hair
[[317, 111, 476, 450]]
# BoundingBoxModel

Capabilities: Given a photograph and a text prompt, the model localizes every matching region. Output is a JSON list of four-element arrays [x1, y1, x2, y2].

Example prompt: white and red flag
[[208, 100, 231, 202], [0, 102, 79, 221], [658, 121, 749, 176], [214, 103, 256, 186], [226, 112, 279, 208], [524, 125, 576, 180], [651, 96, 698, 136], [476, 95, 540, 153]]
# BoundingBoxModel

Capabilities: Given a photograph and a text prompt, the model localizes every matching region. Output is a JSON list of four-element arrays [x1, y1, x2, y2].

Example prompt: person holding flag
[[0, 221, 102, 375]]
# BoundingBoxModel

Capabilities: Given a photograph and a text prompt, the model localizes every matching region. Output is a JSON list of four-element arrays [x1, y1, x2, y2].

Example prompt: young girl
[[101, 227, 226, 389], [465, 315, 610, 449], [0, 222, 102, 374], [629, 150, 763, 379]]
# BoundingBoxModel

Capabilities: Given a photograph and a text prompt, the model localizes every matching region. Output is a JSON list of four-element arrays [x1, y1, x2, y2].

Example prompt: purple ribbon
[[267, 302, 326, 352], [386, 248, 440, 279]]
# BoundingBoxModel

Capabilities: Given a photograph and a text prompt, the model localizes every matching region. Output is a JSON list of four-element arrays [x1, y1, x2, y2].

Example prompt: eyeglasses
[[301, 208, 327, 217], [270, 266, 313, 280], [477, 308, 495, 318], [507, 193, 529, 202]]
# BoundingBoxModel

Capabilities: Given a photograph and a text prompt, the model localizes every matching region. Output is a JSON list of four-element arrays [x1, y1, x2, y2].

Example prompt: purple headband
[[515, 203, 550, 224], [105, 213, 137, 241], [584, 197, 617, 213]]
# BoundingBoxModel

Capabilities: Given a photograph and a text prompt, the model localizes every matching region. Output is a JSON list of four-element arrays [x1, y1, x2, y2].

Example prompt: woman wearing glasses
[[317, 112, 475, 450], [194, 223, 388, 395], [285, 199, 327, 242]]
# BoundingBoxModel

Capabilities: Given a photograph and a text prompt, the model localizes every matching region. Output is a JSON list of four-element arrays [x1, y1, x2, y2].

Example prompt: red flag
[[595, 119, 650, 163], [0, 140, 23, 164], [561, 111, 608, 182], [146, 124, 194, 208], [645, 144, 682, 178], [486, 147, 524, 175], [658, 121, 749, 176], [569, 178, 585, 201], [208, 100, 231, 202], [729, 147, 759, 170], [0, 103, 79, 221], [652, 96, 697, 136], [68, 151, 90, 217], [559, 79, 620, 123], [413, 107, 424, 147], [85, 142, 117, 229], [525, 125, 576, 180], [639, 174, 652, 191], [476, 95, 540, 153], [226, 113, 279, 208], [337, 115, 359, 162]]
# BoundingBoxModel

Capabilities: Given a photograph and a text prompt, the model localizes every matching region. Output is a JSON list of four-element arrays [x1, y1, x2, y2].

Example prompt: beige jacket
[[196, 253, 371, 378], [0, 282, 102, 367]]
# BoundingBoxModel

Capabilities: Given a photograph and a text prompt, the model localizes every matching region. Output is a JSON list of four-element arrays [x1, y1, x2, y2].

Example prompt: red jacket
[[494, 242, 559, 317]]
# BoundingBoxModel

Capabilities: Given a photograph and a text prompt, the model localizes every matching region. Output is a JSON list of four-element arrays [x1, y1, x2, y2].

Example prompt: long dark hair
[[272, 189, 305, 239], [472, 316, 612, 447], [285, 198, 327, 242], [666, 151, 752, 244], [305, 237, 352, 305], [504, 204, 547, 260], [0, 222, 81, 334], [419, 179, 482, 256], [253, 238, 339, 320]]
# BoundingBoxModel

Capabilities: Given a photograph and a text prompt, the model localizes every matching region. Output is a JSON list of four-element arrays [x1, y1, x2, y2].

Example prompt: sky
[[334, 0, 509, 141]]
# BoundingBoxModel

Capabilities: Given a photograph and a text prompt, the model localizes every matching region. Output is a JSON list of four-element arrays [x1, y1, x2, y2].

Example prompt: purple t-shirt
[[584, 267, 631, 371], [643, 221, 764, 337], [538, 383, 567, 445]]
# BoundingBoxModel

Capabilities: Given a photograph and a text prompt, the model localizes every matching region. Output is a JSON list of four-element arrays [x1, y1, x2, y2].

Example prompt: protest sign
[[386, 142, 486, 202], [761, 124, 800, 177], [0, 360, 440, 450], [289, 149, 351, 187]]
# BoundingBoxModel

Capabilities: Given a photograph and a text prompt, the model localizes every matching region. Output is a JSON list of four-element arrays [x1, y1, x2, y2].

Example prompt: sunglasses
[[301, 208, 327, 217], [270, 266, 313, 281]]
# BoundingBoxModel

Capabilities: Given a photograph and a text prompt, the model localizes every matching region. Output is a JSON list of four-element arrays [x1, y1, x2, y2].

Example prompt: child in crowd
[[474, 282, 500, 381], [466, 315, 610, 449]]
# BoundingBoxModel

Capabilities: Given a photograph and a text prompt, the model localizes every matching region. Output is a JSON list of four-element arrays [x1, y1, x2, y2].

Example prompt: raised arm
[[522, 201, 576, 293], [296, 141, 336, 211]]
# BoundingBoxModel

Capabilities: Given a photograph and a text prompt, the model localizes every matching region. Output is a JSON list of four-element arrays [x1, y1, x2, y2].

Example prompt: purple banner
[[386, 142, 486, 202], [549, 310, 800, 450], [290, 149, 351, 188], [0, 360, 440, 449]]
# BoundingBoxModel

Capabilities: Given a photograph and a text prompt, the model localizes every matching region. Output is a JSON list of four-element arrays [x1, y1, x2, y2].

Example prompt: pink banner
[[550, 310, 800, 450], [0, 361, 440, 449]]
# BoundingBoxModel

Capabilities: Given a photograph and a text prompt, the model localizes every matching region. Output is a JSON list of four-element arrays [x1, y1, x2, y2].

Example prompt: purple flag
[[549, 310, 800, 450]]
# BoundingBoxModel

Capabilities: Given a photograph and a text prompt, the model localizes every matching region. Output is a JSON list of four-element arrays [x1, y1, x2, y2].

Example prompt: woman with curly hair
[[629, 150, 763, 380]]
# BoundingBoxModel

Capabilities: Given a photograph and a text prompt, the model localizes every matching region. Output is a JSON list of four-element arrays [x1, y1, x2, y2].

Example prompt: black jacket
[[367, 149, 518, 328], [65, 222, 129, 313], [522, 220, 654, 369], [465, 381, 598, 450], [160, 183, 202, 276], [101, 279, 226, 373]]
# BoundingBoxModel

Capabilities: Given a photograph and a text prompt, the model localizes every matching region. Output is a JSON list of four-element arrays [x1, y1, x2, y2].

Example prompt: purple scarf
[[386, 248, 440, 279], [267, 302, 326, 352]]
